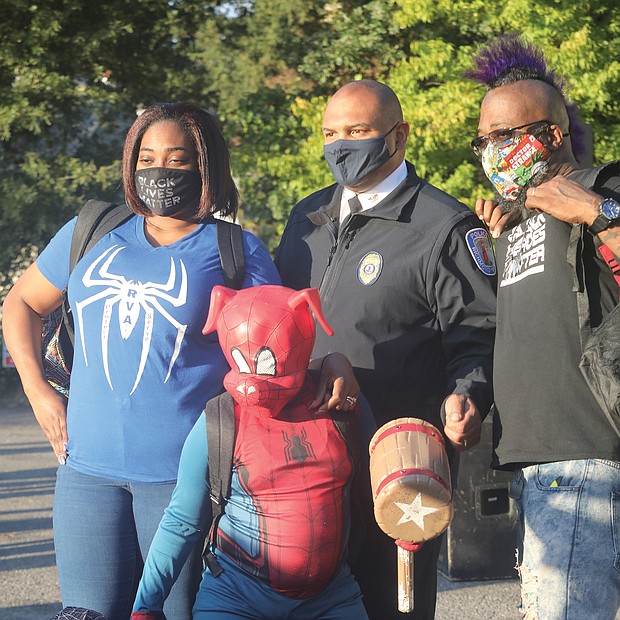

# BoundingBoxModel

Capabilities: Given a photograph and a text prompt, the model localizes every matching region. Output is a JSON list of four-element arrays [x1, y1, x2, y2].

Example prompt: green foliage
[[0, 0, 213, 301], [215, 0, 415, 247], [391, 0, 620, 206], [0, 0, 618, 287], [231, 92, 333, 249], [223, 0, 618, 246], [298, 1, 407, 88]]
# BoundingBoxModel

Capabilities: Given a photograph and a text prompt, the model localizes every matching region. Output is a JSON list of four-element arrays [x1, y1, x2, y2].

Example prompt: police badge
[[465, 228, 496, 276], [357, 251, 384, 285]]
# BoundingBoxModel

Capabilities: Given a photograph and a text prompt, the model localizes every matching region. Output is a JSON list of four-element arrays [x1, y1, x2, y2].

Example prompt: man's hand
[[525, 175, 600, 225], [443, 394, 482, 452], [310, 352, 360, 412], [526, 174, 620, 261], [475, 197, 522, 238]]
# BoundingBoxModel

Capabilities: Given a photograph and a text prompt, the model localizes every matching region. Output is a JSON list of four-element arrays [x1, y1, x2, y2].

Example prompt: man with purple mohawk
[[470, 34, 620, 620]]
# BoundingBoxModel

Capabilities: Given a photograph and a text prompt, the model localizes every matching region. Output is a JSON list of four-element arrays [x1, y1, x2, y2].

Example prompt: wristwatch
[[588, 197, 620, 235]]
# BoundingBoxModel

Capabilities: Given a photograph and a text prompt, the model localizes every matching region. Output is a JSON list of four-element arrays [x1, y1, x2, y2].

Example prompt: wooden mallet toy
[[369, 417, 454, 613]]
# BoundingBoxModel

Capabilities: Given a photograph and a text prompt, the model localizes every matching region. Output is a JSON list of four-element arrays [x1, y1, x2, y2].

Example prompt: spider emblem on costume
[[282, 428, 315, 464], [75, 245, 188, 394]]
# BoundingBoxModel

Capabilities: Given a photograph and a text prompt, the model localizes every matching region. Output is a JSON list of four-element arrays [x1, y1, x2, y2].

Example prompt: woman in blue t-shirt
[[2, 103, 359, 620]]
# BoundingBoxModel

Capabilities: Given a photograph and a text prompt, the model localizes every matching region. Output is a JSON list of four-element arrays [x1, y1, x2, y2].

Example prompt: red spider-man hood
[[203, 285, 333, 418]]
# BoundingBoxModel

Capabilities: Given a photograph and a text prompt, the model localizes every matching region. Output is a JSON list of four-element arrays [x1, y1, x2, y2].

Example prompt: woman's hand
[[310, 352, 360, 412], [2, 261, 68, 462], [27, 383, 69, 464]]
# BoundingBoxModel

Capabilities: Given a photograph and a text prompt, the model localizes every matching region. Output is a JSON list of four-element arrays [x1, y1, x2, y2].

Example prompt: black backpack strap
[[329, 409, 360, 470], [70, 200, 133, 270], [325, 390, 375, 567], [58, 201, 134, 363], [216, 219, 246, 290], [205, 394, 236, 519], [566, 162, 620, 349], [203, 393, 236, 577], [567, 161, 620, 197]]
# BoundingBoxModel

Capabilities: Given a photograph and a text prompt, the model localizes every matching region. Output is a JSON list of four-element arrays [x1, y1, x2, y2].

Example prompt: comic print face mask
[[203, 285, 333, 418], [481, 133, 551, 201]]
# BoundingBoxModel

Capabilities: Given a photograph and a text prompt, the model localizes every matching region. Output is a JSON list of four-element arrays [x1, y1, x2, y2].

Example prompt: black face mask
[[323, 123, 399, 187], [134, 168, 202, 217]]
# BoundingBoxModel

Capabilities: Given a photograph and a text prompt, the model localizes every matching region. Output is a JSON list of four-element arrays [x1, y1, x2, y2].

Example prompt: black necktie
[[337, 195, 362, 236], [349, 195, 362, 215]]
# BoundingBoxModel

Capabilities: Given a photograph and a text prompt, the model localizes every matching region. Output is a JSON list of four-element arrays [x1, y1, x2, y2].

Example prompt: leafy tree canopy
[[0, 0, 216, 295], [1, 0, 618, 282], [226, 0, 618, 246]]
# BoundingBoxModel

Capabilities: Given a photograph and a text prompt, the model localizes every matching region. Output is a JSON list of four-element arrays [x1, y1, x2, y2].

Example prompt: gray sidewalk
[[1, 402, 60, 619], [0, 401, 521, 620]]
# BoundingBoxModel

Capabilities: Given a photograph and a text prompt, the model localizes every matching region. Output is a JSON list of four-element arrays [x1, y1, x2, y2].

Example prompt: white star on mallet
[[395, 493, 440, 530]]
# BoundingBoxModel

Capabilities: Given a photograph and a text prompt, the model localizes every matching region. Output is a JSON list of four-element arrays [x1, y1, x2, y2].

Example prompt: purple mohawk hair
[[467, 34, 586, 163]]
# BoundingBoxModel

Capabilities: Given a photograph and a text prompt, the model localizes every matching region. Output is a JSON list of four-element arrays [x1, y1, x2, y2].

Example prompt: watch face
[[601, 198, 620, 220]]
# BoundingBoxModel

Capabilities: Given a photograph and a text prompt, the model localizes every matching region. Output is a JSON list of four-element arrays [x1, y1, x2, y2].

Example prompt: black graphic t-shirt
[[493, 211, 620, 469]]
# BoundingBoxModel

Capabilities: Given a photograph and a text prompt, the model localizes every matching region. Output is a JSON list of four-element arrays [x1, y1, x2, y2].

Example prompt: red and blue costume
[[215, 381, 354, 599], [132, 285, 371, 619]]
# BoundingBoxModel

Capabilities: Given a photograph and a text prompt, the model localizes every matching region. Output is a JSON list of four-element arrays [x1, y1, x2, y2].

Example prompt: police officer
[[276, 80, 497, 620]]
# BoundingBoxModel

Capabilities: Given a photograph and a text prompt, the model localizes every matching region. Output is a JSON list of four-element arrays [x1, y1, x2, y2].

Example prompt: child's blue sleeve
[[133, 413, 211, 613]]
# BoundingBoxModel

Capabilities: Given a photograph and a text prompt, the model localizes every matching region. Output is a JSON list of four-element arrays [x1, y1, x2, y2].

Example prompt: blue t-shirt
[[37, 215, 280, 482]]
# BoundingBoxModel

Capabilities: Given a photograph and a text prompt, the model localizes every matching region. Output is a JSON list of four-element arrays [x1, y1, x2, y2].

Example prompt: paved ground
[[1, 402, 60, 619], [0, 401, 521, 620]]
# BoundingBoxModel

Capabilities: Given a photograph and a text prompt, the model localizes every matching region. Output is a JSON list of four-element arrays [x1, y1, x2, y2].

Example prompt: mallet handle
[[397, 545, 415, 613]]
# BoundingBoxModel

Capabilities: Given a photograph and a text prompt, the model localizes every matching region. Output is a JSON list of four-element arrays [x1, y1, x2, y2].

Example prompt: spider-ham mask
[[203, 285, 333, 418]]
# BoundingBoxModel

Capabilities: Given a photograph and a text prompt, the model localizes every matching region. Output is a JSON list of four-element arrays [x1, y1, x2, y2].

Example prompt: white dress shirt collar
[[339, 160, 408, 223]]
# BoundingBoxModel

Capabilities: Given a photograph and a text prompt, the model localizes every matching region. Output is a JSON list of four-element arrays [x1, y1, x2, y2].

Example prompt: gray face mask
[[323, 123, 399, 187], [134, 167, 202, 216]]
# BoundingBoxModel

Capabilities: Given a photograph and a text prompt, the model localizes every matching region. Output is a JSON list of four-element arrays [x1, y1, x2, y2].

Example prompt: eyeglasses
[[470, 120, 551, 157]]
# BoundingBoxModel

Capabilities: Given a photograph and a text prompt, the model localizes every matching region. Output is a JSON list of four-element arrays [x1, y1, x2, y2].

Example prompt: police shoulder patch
[[465, 228, 496, 276], [357, 251, 383, 285]]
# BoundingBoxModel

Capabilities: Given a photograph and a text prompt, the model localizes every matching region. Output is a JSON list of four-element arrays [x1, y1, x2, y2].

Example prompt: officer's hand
[[443, 394, 481, 452], [311, 352, 360, 412]]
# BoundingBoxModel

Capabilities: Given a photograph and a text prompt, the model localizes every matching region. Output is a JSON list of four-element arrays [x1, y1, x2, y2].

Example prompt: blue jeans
[[193, 551, 367, 619], [510, 459, 620, 620], [54, 465, 202, 620]]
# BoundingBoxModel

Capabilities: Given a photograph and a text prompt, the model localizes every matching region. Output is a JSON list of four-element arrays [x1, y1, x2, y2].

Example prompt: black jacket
[[276, 162, 497, 430]]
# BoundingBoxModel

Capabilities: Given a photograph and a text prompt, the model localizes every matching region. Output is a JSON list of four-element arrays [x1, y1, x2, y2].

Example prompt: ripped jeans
[[510, 459, 620, 620]]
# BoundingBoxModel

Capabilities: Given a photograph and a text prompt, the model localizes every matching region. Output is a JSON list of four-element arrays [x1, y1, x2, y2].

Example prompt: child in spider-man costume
[[132, 285, 373, 620]]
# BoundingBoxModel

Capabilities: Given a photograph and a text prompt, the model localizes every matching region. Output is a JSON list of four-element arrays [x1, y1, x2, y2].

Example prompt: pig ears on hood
[[202, 285, 334, 337], [288, 288, 334, 336], [202, 285, 238, 334]]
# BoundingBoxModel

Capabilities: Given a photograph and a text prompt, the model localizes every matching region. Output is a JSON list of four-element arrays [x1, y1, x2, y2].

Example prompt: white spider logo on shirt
[[75, 245, 188, 394]]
